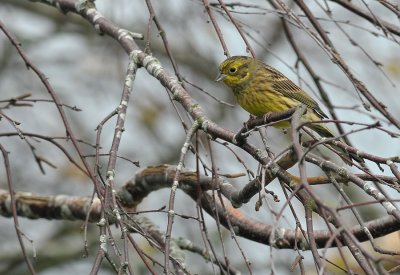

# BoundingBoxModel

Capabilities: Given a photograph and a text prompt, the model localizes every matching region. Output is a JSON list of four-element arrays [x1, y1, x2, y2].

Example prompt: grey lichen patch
[[120, 100, 128, 107], [60, 202, 73, 219], [84, 8, 104, 35], [97, 218, 106, 227], [112, 208, 121, 220], [188, 103, 199, 113], [54, 195, 72, 219], [142, 55, 163, 78], [382, 201, 397, 214], [127, 59, 137, 72], [130, 50, 143, 65], [117, 29, 134, 42], [232, 135, 238, 144], [116, 129, 122, 139], [270, 227, 286, 248], [168, 209, 175, 217], [255, 149, 269, 162], [319, 160, 332, 169], [118, 29, 144, 41], [131, 33, 145, 40], [171, 86, 183, 101], [74, 0, 87, 12], [117, 29, 130, 41], [99, 234, 107, 252], [118, 112, 126, 121], [91, 10, 104, 24], [363, 182, 375, 193], [336, 166, 348, 178], [106, 170, 115, 179], [201, 119, 210, 132], [7, 195, 38, 219], [175, 237, 193, 250], [362, 226, 371, 237], [124, 74, 134, 90]]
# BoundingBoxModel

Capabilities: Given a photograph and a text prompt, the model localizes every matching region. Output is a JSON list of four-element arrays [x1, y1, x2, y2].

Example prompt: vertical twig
[[164, 120, 200, 273], [202, 0, 230, 57], [0, 145, 37, 274], [217, 0, 256, 57]]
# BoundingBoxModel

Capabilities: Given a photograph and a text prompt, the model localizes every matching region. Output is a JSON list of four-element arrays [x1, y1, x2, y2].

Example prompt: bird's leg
[[240, 115, 255, 135], [262, 112, 273, 124], [244, 114, 255, 131], [234, 119, 251, 145]]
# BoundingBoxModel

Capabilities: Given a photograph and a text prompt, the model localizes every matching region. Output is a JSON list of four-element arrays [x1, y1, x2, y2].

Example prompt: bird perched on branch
[[216, 55, 361, 164]]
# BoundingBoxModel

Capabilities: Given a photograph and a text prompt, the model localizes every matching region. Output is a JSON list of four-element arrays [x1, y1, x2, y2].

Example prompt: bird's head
[[216, 56, 256, 89]]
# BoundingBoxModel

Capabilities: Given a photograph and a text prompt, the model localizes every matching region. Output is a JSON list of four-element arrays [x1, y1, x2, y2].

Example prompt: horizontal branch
[[1, 164, 399, 249]]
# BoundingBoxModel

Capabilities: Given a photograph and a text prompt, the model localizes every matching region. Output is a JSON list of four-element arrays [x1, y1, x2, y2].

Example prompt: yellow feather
[[217, 56, 362, 164], [219, 56, 328, 132]]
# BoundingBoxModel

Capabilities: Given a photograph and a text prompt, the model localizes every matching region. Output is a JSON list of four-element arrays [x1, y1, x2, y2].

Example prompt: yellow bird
[[216, 56, 358, 162]]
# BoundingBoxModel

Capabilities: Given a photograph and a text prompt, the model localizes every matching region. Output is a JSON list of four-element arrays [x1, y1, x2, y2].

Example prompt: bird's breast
[[234, 82, 293, 116]]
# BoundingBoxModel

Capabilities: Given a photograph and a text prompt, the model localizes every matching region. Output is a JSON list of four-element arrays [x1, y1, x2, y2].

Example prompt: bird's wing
[[263, 64, 328, 118]]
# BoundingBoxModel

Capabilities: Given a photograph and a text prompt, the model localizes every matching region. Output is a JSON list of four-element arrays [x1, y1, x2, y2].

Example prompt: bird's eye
[[229, 67, 237, 73]]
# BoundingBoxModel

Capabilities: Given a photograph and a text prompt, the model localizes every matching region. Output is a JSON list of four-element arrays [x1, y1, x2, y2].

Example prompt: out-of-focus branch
[[202, 0, 230, 57], [1, 164, 400, 249], [331, 0, 400, 36]]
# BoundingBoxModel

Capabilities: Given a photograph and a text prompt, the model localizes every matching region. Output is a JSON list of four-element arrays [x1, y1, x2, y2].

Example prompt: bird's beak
[[215, 72, 226, 82]]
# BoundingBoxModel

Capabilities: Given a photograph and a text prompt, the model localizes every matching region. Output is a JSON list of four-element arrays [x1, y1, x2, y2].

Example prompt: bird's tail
[[308, 123, 336, 139], [307, 123, 363, 165]]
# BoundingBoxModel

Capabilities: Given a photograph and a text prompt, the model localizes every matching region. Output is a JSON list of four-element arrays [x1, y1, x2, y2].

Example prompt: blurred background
[[1, 0, 400, 274]]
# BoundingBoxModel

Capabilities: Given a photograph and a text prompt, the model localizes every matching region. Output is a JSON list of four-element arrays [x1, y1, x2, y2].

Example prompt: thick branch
[[1, 165, 400, 249]]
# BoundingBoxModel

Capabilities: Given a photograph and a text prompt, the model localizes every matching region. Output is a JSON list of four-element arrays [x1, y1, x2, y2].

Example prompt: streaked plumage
[[216, 56, 364, 164], [217, 56, 334, 137]]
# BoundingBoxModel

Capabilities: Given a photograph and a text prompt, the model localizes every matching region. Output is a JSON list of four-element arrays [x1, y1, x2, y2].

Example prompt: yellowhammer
[[216, 55, 359, 163]]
